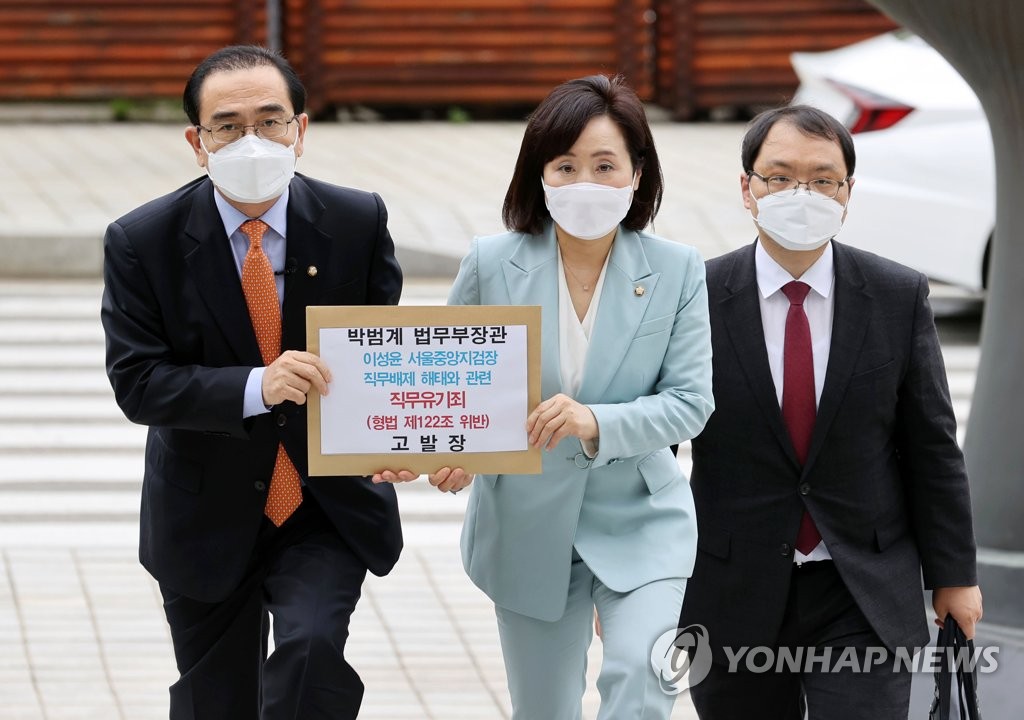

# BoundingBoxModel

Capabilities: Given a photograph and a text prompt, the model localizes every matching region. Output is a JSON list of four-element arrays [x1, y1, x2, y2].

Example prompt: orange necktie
[[240, 219, 303, 527]]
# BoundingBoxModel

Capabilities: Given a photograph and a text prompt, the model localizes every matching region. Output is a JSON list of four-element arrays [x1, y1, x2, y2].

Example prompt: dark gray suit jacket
[[102, 174, 404, 602], [680, 240, 977, 656]]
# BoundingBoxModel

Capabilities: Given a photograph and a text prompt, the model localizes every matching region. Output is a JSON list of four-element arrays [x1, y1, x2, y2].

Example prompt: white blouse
[[556, 248, 611, 398]]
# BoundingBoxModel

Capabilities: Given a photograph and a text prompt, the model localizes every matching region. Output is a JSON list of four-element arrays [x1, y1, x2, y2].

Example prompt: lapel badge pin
[[634, 285, 645, 297], [307, 265, 318, 277]]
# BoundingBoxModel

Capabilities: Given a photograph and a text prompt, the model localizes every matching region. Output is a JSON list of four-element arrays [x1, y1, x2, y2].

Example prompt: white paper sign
[[318, 324, 529, 456]]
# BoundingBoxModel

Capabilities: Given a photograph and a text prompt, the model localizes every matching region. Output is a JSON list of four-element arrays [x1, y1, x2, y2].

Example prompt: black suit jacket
[[680, 240, 977, 656], [101, 174, 404, 602]]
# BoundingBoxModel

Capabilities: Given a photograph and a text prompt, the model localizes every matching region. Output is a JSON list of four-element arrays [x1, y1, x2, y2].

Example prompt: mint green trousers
[[494, 550, 686, 720]]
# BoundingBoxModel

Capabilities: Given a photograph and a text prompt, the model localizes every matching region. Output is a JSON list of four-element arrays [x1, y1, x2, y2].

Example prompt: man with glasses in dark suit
[[680, 105, 982, 719], [101, 45, 442, 719]]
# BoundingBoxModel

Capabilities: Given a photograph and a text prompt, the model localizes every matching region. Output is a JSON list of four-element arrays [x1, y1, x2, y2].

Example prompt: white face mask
[[203, 134, 297, 204], [754, 191, 846, 252], [542, 178, 635, 241]]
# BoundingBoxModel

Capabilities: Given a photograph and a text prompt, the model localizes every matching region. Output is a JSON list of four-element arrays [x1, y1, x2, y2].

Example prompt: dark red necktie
[[781, 281, 822, 554]]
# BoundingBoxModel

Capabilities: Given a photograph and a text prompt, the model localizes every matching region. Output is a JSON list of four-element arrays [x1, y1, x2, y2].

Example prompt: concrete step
[[0, 343, 105, 369], [0, 480, 471, 524], [0, 518, 465, 548], [0, 442, 693, 483], [0, 294, 102, 319], [3, 395, 126, 421], [945, 372, 977, 399], [940, 345, 981, 369], [0, 452, 143, 486], [0, 422, 147, 450], [0, 368, 112, 394], [0, 451, 696, 524], [952, 399, 971, 425], [0, 279, 102, 295], [0, 452, 692, 525], [0, 489, 141, 522], [0, 320, 105, 344]]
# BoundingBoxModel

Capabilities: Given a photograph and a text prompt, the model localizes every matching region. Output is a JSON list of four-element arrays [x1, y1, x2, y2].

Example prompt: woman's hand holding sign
[[372, 467, 474, 494], [371, 469, 418, 485], [427, 466, 474, 493], [526, 393, 598, 451]]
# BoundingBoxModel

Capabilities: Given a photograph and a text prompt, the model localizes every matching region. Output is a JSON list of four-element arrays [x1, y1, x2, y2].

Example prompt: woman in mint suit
[[377, 76, 714, 719]]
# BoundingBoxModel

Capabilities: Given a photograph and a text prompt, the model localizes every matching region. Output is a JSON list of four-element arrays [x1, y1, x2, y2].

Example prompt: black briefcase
[[928, 614, 982, 720]]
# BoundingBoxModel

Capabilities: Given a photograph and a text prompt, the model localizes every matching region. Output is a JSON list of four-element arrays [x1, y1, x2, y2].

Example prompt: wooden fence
[[0, 0, 266, 102], [0, 0, 896, 118], [284, 0, 655, 113], [656, 0, 898, 118]]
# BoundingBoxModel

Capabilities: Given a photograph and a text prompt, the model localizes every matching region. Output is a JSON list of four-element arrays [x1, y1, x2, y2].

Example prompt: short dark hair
[[502, 75, 663, 235], [741, 105, 856, 178], [183, 45, 306, 125]]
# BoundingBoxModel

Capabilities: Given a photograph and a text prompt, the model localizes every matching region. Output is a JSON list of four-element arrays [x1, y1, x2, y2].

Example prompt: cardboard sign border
[[307, 305, 542, 476]]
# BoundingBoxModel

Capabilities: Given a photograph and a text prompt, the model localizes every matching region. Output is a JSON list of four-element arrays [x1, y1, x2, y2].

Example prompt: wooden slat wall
[[0, 0, 896, 116], [658, 0, 898, 119], [285, 0, 656, 113], [0, 0, 266, 101]]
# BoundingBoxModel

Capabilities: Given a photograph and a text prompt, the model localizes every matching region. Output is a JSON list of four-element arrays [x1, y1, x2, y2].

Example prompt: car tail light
[[826, 79, 914, 133]]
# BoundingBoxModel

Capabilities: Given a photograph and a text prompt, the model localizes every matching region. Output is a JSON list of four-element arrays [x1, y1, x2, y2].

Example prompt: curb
[[0, 232, 464, 280]]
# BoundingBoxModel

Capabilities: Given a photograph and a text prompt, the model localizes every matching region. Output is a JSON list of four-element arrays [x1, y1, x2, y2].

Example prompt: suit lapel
[[576, 228, 657, 403], [183, 180, 263, 364], [503, 226, 562, 398], [720, 243, 801, 468], [281, 176, 330, 352], [803, 241, 872, 474]]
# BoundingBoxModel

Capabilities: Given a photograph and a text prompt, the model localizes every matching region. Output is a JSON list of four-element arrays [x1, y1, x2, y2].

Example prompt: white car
[[791, 30, 994, 291]]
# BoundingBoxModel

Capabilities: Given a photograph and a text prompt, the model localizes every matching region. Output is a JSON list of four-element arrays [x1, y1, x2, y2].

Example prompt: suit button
[[780, 543, 792, 557], [799, 483, 811, 496], [276, 414, 287, 427], [254, 481, 266, 492]]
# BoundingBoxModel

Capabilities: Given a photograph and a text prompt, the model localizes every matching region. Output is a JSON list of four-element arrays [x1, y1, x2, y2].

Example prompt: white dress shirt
[[557, 248, 610, 458], [213, 187, 290, 418], [755, 240, 834, 563]]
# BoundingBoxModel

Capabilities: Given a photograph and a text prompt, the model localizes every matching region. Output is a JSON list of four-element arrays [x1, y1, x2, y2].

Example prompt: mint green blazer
[[449, 223, 715, 621]]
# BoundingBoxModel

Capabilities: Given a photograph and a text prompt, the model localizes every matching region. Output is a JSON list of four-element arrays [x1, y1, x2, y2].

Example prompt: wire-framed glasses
[[197, 116, 297, 144], [748, 171, 848, 198]]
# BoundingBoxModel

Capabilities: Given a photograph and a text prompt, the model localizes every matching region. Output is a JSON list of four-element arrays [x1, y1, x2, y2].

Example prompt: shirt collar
[[213, 186, 290, 240], [755, 239, 834, 300]]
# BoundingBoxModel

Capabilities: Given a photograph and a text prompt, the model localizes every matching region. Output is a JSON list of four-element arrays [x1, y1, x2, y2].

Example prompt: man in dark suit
[[679, 106, 983, 718], [101, 46, 405, 719]]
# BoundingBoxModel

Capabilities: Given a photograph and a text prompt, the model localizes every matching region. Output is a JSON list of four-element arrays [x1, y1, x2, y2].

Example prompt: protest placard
[[307, 305, 541, 475]]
